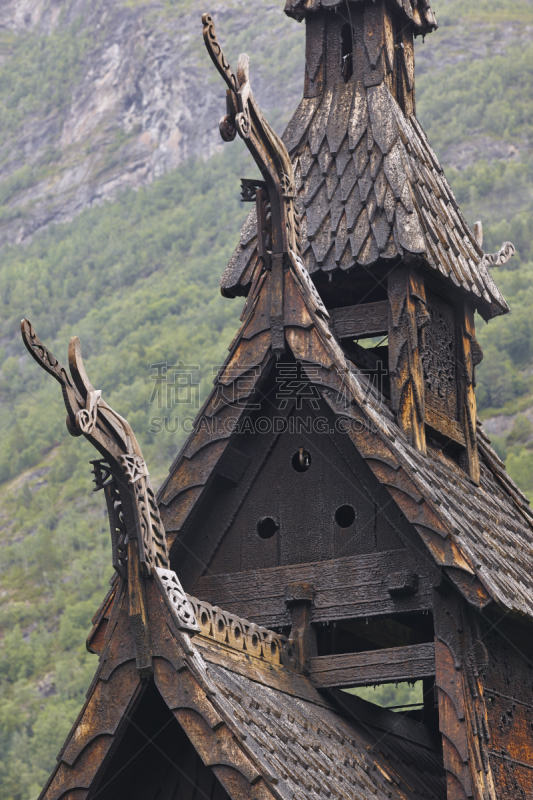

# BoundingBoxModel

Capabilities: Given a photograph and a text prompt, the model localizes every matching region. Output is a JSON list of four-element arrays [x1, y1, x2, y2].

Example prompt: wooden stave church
[[28, 1, 533, 799]]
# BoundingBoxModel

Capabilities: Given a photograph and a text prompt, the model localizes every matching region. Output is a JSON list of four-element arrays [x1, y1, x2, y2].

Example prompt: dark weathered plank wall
[[198, 407, 404, 580], [483, 624, 533, 798], [195, 550, 433, 628]]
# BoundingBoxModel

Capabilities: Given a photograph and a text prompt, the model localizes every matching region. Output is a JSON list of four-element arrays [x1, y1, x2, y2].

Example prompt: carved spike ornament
[[202, 13, 309, 356], [20, 320, 171, 579]]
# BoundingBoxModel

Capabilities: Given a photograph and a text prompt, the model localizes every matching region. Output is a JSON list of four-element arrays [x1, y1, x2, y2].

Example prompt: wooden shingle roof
[[40, 575, 445, 800], [163, 243, 533, 618], [222, 81, 509, 319]]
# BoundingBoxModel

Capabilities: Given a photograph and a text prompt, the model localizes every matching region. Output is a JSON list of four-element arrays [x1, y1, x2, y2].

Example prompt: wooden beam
[[425, 406, 466, 447], [460, 303, 480, 483], [388, 267, 427, 453], [309, 642, 435, 689], [331, 300, 389, 340], [194, 551, 433, 629]]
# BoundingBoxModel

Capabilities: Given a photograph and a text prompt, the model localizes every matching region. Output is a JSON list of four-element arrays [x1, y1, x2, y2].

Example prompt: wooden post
[[460, 304, 480, 484], [127, 538, 152, 678], [270, 253, 285, 357], [388, 265, 428, 453], [285, 581, 317, 675]]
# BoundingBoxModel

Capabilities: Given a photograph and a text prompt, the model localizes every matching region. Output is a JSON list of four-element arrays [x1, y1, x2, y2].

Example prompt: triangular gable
[[40, 569, 445, 800], [39, 575, 276, 800], [222, 76, 511, 321], [159, 202, 533, 618]]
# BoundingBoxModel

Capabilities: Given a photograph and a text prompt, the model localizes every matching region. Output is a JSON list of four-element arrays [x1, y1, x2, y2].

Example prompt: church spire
[[285, 0, 437, 116]]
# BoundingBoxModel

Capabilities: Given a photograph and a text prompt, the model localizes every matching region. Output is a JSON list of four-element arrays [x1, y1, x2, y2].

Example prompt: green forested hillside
[[415, 3, 533, 487], [1, 1, 533, 796], [0, 146, 252, 797]]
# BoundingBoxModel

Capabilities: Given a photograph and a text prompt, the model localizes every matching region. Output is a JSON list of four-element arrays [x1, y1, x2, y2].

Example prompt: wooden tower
[[26, 3, 533, 800]]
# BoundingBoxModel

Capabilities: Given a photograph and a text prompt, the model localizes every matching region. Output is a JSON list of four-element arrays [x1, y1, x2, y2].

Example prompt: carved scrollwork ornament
[[118, 453, 148, 484], [20, 318, 171, 579], [201, 13, 239, 97], [235, 110, 251, 139], [154, 568, 200, 633], [75, 389, 101, 435], [481, 241, 515, 269]]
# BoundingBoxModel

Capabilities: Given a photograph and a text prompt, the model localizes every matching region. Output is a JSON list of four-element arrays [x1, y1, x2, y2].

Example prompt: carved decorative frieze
[[118, 453, 148, 484], [422, 295, 457, 420], [186, 595, 296, 669], [154, 568, 200, 633], [482, 241, 515, 269], [134, 477, 169, 574]]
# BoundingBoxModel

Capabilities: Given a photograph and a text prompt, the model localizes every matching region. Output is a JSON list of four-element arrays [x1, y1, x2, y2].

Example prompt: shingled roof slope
[[175, 595, 447, 800], [195, 640, 446, 799], [284, 0, 438, 33], [43, 573, 445, 800], [221, 81, 509, 319], [162, 244, 533, 618]]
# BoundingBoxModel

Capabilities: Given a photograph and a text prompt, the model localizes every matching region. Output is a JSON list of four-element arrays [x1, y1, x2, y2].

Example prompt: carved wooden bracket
[[388, 266, 427, 453]]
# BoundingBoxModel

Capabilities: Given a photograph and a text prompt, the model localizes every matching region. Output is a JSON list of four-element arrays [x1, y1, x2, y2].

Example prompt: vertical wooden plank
[[434, 594, 498, 800], [383, 3, 395, 76], [127, 538, 152, 678], [270, 254, 285, 357], [363, 0, 385, 87], [399, 27, 415, 116], [304, 12, 325, 98], [325, 10, 343, 87], [388, 266, 427, 453], [460, 303, 480, 484]]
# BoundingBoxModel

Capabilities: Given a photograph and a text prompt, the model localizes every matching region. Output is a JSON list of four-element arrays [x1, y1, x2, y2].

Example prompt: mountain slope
[[0, 1, 533, 796]]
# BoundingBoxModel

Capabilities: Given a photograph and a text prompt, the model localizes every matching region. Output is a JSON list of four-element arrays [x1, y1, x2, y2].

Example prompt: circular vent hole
[[291, 448, 312, 472], [335, 504, 355, 528], [257, 517, 279, 539]]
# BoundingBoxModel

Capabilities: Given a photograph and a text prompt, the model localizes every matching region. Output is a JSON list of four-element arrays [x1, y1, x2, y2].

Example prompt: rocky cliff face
[[0, 0, 529, 248], [0, 0, 304, 246]]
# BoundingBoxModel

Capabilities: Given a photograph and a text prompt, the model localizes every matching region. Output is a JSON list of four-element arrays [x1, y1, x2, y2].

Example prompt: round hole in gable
[[256, 516, 279, 539], [335, 504, 355, 528], [291, 448, 312, 472]]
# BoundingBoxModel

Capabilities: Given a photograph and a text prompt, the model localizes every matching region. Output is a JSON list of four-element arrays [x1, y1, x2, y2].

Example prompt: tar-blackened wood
[[388, 266, 428, 453], [425, 406, 466, 447], [329, 689, 440, 751], [195, 550, 432, 628], [127, 539, 152, 679], [325, 10, 343, 87], [28, 3, 533, 799], [331, 300, 388, 339], [304, 12, 325, 98], [399, 26, 416, 116], [186, 403, 405, 582], [270, 254, 285, 356], [423, 291, 458, 422], [285, 580, 317, 674], [460, 302, 480, 483], [91, 680, 232, 800], [433, 589, 497, 800], [481, 620, 533, 798], [309, 642, 435, 688], [363, 0, 386, 87]]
